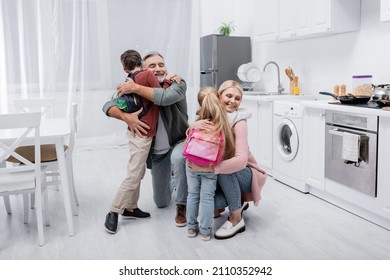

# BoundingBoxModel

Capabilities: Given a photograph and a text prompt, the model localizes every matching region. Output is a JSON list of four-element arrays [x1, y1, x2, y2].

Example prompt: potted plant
[[218, 21, 235, 36]]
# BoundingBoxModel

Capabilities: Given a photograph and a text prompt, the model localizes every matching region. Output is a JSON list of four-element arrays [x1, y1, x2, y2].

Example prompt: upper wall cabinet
[[253, 0, 361, 41], [253, 0, 279, 41], [311, 0, 360, 35], [278, 0, 312, 39], [381, 0, 390, 22]]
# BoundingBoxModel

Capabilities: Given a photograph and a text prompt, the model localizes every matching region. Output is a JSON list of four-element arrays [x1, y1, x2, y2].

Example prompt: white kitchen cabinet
[[302, 107, 325, 191], [311, 0, 332, 33], [278, 0, 311, 39], [377, 117, 390, 219], [256, 101, 274, 175], [311, 0, 361, 35], [241, 97, 274, 175], [254, 0, 361, 41], [253, 0, 278, 41], [380, 0, 390, 22]]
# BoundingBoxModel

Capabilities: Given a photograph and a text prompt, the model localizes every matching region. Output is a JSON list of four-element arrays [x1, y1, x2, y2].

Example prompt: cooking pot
[[319, 91, 371, 104], [371, 84, 390, 107]]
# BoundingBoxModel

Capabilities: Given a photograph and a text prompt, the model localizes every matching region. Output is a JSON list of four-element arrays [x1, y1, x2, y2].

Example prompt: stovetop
[[328, 101, 386, 109]]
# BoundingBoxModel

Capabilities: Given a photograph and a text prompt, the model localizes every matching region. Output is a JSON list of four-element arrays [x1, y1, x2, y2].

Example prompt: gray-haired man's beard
[[157, 75, 166, 83]]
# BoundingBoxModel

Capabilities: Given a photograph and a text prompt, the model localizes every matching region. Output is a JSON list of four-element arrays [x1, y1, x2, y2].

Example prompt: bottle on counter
[[333, 85, 340, 96], [340, 84, 346, 96]]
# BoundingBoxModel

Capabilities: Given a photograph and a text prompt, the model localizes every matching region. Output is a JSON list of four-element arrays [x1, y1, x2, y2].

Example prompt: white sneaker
[[215, 217, 245, 240]]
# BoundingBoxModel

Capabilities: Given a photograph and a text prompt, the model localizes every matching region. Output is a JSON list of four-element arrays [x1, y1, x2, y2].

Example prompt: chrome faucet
[[263, 61, 284, 94]]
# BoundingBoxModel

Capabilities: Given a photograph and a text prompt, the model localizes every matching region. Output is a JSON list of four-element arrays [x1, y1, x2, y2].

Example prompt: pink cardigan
[[214, 119, 267, 206]]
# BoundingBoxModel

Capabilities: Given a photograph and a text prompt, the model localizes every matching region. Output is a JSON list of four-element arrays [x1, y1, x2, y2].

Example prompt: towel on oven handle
[[342, 132, 360, 163]]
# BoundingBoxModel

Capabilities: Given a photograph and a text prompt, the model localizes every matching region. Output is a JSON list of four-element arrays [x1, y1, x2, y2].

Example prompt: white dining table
[[0, 118, 75, 237]]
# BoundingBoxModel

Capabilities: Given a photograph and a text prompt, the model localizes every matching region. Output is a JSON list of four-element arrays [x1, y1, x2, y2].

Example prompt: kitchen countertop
[[243, 91, 316, 101], [242, 92, 390, 117], [301, 99, 390, 117]]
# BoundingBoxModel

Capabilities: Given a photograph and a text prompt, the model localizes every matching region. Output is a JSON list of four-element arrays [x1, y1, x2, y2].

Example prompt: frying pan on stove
[[319, 91, 371, 104]]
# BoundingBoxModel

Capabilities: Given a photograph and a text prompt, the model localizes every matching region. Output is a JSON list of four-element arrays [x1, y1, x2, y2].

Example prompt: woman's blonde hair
[[218, 80, 243, 99], [196, 87, 235, 159]]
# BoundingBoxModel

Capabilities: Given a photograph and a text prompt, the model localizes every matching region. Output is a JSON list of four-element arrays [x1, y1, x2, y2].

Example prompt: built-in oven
[[325, 110, 378, 197]]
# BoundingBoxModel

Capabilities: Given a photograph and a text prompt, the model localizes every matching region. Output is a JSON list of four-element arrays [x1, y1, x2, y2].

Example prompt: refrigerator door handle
[[200, 69, 217, 74]]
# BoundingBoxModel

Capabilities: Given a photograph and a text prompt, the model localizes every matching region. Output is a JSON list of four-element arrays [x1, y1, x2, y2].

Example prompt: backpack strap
[[127, 70, 143, 81], [127, 70, 153, 118]]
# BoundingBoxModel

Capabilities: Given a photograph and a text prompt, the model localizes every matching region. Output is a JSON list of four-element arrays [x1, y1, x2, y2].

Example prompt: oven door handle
[[329, 128, 362, 137], [328, 128, 345, 136]]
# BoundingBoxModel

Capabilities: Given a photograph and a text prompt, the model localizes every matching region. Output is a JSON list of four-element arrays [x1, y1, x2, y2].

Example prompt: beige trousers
[[110, 131, 153, 214]]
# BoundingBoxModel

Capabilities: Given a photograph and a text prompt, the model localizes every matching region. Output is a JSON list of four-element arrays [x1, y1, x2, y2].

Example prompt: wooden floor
[[1, 144, 390, 260]]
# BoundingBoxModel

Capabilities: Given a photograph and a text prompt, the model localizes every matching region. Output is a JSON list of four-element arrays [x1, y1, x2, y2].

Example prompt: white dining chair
[[7, 98, 58, 210], [12, 97, 58, 188], [7, 101, 79, 216], [0, 112, 47, 246], [40, 102, 79, 214], [14, 97, 55, 118]]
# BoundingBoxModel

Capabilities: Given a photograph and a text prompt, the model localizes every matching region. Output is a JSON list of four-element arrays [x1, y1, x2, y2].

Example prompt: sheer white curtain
[[0, 0, 198, 140], [0, 0, 111, 116]]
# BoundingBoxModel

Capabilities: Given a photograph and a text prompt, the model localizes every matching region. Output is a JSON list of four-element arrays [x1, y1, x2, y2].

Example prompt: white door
[[275, 118, 299, 161]]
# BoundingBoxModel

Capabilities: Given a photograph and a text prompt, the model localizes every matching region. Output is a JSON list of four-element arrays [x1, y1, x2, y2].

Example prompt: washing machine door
[[276, 118, 299, 161]]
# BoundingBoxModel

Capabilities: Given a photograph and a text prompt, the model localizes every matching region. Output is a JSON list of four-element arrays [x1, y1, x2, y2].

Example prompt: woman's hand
[[190, 119, 214, 130]]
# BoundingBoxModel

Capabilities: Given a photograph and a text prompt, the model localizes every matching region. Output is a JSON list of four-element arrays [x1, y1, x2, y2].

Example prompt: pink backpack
[[183, 129, 224, 166]]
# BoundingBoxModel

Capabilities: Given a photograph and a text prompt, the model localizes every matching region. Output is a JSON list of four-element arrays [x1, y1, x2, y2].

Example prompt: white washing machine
[[273, 100, 308, 193]]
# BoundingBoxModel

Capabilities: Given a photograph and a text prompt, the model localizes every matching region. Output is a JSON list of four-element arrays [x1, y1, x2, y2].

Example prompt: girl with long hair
[[183, 87, 234, 241]]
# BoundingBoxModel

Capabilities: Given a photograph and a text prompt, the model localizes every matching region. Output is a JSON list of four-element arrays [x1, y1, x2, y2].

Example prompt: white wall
[[71, 0, 390, 144], [198, 0, 254, 37], [199, 0, 234, 36], [251, 0, 390, 96]]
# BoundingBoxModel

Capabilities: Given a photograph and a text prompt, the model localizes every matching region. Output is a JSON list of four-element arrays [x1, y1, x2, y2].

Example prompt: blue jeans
[[171, 141, 188, 206], [151, 141, 188, 208], [214, 166, 252, 211], [152, 142, 187, 208], [186, 166, 217, 235]]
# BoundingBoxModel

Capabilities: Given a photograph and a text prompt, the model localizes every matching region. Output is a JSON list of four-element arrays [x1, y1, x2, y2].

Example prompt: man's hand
[[117, 78, 136, 96], [122, 108, 150, 136], [166, 73, 181, 84]]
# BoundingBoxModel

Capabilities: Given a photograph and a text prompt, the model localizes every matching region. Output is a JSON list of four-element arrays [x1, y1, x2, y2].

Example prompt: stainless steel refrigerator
[[200, 34, 251, 88]]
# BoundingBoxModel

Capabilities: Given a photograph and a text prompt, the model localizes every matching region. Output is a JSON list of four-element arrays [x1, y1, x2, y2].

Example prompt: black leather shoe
[[104, 212, 118, 234], [122, 208, 151, 219]]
